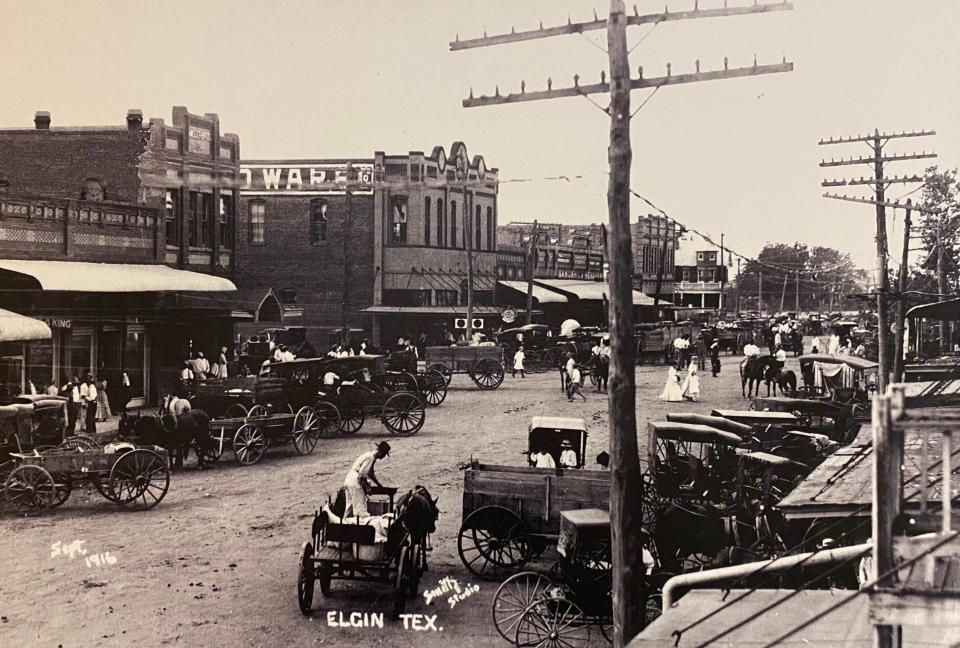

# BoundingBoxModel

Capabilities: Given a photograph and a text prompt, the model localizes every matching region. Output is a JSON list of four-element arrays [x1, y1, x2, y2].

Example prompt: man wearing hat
[[559, 439, 578, 469], [343, 441, 391, 518], [79, 374, 98, 435]]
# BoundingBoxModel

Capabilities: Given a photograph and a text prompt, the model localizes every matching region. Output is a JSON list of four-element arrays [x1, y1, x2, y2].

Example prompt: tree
[[915, 165, 959, 352]]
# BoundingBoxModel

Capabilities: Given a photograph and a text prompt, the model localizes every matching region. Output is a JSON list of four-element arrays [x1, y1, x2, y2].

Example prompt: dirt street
[[1, 356, 790, 648]]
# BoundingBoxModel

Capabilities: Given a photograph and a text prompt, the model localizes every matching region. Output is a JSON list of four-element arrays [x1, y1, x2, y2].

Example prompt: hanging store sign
[[41, 317, 71, 329], [240, 162, 374, 195]]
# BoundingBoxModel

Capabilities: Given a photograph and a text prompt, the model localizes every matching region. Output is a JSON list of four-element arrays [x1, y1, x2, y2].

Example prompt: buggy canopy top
[[665, 412, 751, 436], [647, 422, 743, 446], [530, 416, 587, 433], [798, 354, 878, 371]]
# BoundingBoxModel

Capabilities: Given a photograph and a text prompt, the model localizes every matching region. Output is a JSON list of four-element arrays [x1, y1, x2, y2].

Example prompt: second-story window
[[310, 198, 328, 244], [164, 190, 179, 246], [219, 192, 234, 249], [474, 205, 482, 250], [450, 200, 457, 249], [436, 199, 445, 247], [187, 192, 199, 247], [424, 197, 431, 246], [390, 197, 408, 244], [486, 206, 494, 251], [249, 200, 265, 245], [198, 193, 214, 248]]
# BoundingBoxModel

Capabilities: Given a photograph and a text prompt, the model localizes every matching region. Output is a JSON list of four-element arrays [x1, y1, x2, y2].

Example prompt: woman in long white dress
[[659, 366, 684, 402], [681, 364, 701, 401]]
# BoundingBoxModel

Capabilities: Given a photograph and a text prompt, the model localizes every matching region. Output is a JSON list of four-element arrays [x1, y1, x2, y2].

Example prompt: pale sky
[[2, 0, 957, 270]]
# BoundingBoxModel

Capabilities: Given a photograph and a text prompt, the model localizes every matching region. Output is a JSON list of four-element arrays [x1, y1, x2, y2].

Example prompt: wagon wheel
[[247, 404, 269, 418], [471, 358, 505, 390], [515, 593, 590, 648], [223, 403, 249, 419], [426, 363, 452, 386], [297, 541, 315, 616], [598, 615, 615, 643], [381, 393, 425, 436], [108, 449, 170, 510], [4, 465, 56, 515], [60, 435, 99, 452], [233, 423, 267, 465], [393, 545, 410, 619], [640, 470, 659, 533], [312, 401, 341, 437], [383, 371, 418, 393], [91, 475, 121, 503], [50, 474, 72, 508], [458, 505, 530, 580], [679, 551, 715, 573], [195, 442, 221, 467], [422, 370, 448, 406], [292, 406, 321, 455], [492, 571, 556, 643], [407, 544, 422, 597], [337, 406, 365, 434]]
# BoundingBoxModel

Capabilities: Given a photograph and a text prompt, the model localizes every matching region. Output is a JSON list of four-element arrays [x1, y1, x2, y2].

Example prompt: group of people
[[57, 373, 114, 435], [529, 439, 579, 469], [180, 348, 230, 382], [659, 362, 701, 402]]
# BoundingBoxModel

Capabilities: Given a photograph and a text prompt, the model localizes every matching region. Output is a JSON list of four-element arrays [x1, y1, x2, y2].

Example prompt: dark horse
[[764, 364, 798, 397], [119, 410, 215, 470], [740, 356, 772, 398], [593, 356, 609, 392]]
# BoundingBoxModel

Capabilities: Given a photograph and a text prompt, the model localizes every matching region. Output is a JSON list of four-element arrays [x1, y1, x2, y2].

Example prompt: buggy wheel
[[515, 594, 590, 648], [312, 402, 341, 437], [318, 565, 332, 595], [384, 371, 418, 393], [426, 363, 452, 386], [293, 406, 321, 455], [458, 505, 530, 580], [247, 404, 269, 418], [297, 542, 315, 616], [338, 407, 365, 434], [223, 403, 249, 419], [60, 435, 99, 452], [108, 449, 170, 510], [407, 544, 422, 596], [492, 571, 555, 643], [4, 465, 56, 515], [91, 475, 120, 503], [382, 393, 425, 436], [471, 358, 505, 390], [599, 616, 615, 643], [50, 474, 72, 508], [233, 423, 267, 465], [393, 545, 409, 619], [422, 370, 448, 406]]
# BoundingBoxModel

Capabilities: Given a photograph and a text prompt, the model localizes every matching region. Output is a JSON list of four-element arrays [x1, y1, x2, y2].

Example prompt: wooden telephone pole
[[820, 129, 936, 391], [525, 221, 539, 324], [893, 200, 913, 382], [452, 3, 793, 643]]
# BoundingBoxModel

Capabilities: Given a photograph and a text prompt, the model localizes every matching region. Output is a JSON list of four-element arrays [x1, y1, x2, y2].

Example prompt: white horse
[[160, 393, 192, 417]]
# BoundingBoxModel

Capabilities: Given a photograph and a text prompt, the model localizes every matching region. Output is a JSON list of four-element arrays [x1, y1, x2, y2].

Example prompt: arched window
[[450, 200, 457, 250], [424, 197, 431, 246], [309, 198, 328, 243], [256, 289, 283, 322]]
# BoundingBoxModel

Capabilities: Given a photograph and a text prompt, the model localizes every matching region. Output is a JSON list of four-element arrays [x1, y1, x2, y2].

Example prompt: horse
[[740, 356, 773, 398], [764, 365, 798, 397], [119, 409, 214, 470], [159, 393, 192, 417], [592, 356, 609, 392]]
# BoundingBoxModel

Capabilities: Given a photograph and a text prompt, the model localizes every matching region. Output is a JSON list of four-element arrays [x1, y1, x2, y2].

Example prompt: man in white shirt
[[343, 441, 390, 518], [61, 375, 81, 435], [322, 370, 340, 388], [192, 352, 210, 379], [79, 374, 98, 434], [280, 345, 296, 362], [743, 342, 761, 358], [568, 363, 586, 401], [530, 448, 556, 469], [559, 439, 578, 469], [774, 344, 787, 373]]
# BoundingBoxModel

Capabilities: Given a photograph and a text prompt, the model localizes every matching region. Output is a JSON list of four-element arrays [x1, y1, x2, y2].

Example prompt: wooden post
[[735, 257, 741, 317], [606, 1, 644, 644], [526, 220, 539, 324], [758, 270, 763, 315], [872, 389, 902, 648], [873, 130, 891, 391], [893, 200, 912, 382], [794, 269, 800, 314]]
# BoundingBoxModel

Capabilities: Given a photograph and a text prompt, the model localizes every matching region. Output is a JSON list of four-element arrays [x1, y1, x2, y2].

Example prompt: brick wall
[[0, 129, 145, 204], [235, 193, 375, 332]]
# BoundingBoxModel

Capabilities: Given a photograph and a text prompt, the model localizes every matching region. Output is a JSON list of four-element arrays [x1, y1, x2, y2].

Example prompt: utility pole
[[779, 271, 788, 313], [452, 4, 793, 643], [719, 232, 725, 313], [936, 218, 949, 353], [794, 269, 800, 314], [735, 257, 741, 316], [452, 142, 475, 343], [525, 220, 539, 324], [820, 128, 936, 391], [758, 270, 763, 315], [893, 200, 913, 382]]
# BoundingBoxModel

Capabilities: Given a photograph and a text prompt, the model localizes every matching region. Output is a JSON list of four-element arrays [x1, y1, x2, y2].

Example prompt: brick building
[[237, 143, 500, 348], [0, 108, 240, 406], [633, 214, 681, 302]]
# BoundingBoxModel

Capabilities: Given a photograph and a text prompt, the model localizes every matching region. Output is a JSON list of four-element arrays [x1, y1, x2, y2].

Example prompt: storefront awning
[[0, 260, 236, 292], [0, 309, 51, 342], [907, 297, 960, 321], [360, 306, 503, 315], [533, 279, 655, 305], [497, 280, 568, 304]]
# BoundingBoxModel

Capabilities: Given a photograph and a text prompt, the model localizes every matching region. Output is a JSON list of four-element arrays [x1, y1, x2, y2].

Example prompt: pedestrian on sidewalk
[[567, 362, 586, 402], [61, 375, 81, 435], [80, 374, 98, 434], [96, 376, 111, 421], [512, 345, 526, 378]]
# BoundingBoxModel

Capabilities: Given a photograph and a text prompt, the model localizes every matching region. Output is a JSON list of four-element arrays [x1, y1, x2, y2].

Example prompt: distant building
[[672, 231, 734, 314], [633, 214, 681, 303], [237, 144, 499, 348]]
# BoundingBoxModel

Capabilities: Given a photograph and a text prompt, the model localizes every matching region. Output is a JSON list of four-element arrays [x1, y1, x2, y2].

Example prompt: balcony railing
[[677, 280, 722, 292]]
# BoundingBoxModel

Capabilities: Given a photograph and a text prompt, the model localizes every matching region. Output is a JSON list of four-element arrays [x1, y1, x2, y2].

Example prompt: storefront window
[[124, 328, 146, 401], [0, 355, 24, 401], [26, 340, 53, 391], [68, 330, 93, 380]]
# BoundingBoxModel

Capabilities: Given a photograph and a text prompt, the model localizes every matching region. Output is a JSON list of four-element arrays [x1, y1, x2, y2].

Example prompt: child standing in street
[[512, 345, 526, 378], [567, 362, 586, 402]]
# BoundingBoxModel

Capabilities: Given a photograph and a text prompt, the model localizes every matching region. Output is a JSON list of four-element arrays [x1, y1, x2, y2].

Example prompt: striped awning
[[0, 260, 236, 292], [0, 309, 51, 342]]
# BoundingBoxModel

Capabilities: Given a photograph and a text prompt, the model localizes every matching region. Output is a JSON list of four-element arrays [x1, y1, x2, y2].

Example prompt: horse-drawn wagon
[[383, 350, 448, 406], [0, 395, 70, 462], [497, 324, 559, 374], [297, 485, 437, 618], [206, 403, 336, 465], [457, 458, 609, 580], [3, 442, 170, 515], [424, 345, 505, 389], [263, 356, 427, 436]]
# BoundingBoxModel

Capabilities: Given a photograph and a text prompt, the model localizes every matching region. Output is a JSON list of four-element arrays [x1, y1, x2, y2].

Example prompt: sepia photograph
[[0, 1, 958, 646]]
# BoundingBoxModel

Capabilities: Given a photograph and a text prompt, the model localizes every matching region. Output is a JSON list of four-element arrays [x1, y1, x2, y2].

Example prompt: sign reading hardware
[[240, 162, 374, 195]]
